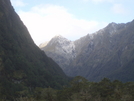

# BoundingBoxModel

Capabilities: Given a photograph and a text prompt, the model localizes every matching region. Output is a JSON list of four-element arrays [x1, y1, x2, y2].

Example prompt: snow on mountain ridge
[[41, 22, 127, 61], [39, 21, 129, 74], [42, 35, 76, 59]]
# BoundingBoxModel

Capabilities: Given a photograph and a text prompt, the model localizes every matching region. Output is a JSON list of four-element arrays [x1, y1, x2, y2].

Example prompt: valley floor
[[2, 76, 134, 101]]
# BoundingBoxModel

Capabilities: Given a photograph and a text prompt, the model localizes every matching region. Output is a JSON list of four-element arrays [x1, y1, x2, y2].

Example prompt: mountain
[[40, 20, 134, 82], [39, 35, 76, 72], [68, 22, 134, 82], [0, 0, 69, 99]]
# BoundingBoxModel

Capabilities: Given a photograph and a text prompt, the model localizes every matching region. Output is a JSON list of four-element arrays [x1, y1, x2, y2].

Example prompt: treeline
[[1, 76, 133, 101]]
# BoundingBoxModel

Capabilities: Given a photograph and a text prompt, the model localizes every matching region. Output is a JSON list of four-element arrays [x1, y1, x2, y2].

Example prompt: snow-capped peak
[[42, 35, 76, 59], [49, 35, 70, 46], [53, 34, 63, 38]]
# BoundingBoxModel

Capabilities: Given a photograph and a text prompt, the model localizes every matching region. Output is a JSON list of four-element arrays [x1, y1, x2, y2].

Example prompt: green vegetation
[[0, 0, 134, 101], [1, 76, 134, 101], [0, 0, 69, 100]]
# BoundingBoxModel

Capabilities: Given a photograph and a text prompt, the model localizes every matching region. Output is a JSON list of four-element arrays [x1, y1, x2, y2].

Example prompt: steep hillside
[[41, 20, 134, 82], [0, 0, 68, 99]]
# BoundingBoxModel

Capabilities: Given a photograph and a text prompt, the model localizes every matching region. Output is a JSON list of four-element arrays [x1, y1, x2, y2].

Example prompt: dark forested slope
[[0, 0, 68, 99]]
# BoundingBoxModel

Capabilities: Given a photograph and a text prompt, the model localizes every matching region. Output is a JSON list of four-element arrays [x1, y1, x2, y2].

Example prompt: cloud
[[112, 4, 127, 14], [18, 4, 107, 45], [11, 0, 26, 7]]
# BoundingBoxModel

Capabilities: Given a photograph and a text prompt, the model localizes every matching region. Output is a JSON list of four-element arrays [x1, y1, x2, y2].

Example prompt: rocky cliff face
[[40, 20, 134, 82], [0, 0, 68, 99]]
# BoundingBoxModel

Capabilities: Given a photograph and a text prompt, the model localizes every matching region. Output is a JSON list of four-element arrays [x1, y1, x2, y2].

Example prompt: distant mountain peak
[[54, 34, 62, 37], [51, 35, 66, 41], [53, 35, 64, 39], [106, 22, 117, 28], [109, 22, 117, 25], [40, 35, 76, 70], [108, 22, 126, 28]]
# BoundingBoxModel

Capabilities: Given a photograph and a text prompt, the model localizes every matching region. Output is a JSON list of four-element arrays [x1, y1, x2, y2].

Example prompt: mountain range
[[40, 20, 134, 82], [1, 0, 134, 100]]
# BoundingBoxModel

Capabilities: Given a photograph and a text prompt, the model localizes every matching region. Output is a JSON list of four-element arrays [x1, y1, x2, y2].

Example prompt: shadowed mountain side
[[0, 0, 69, 99]]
